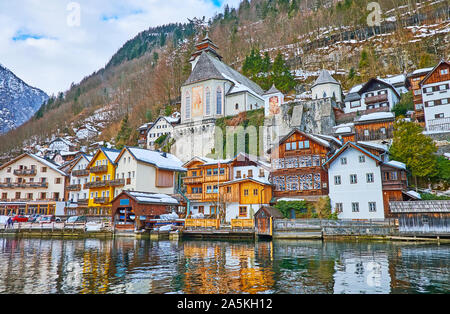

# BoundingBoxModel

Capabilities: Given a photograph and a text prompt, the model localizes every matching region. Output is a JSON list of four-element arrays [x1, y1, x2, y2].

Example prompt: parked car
[[12, 215, 28, 223], [66, 216, 87, 224], [28, 214, 41, 223], [38, 215, 56, 224]]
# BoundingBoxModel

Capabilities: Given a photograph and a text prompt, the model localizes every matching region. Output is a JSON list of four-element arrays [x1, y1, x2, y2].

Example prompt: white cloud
[[0, 0, 241, 95]]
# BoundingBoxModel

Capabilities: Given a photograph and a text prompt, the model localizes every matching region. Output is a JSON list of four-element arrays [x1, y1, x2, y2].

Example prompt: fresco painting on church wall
[[192, 86, 204, 117], [269, 96, 280, 115]]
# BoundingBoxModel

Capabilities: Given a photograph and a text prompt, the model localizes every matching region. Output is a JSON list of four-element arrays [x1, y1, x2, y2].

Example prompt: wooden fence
[[185, 219, 220, 229], [231, 219, 254, 229]]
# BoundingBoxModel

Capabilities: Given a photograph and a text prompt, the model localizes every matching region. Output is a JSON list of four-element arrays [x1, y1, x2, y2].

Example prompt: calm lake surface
[[0, 237, 448, 294]]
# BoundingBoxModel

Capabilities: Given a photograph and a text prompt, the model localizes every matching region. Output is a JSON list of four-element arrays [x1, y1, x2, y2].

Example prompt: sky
[[0, 0, 241, 96]]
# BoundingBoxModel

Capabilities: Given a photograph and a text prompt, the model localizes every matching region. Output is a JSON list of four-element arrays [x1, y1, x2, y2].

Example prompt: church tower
[[189, 32, 223, 70], [311, 69, 343, 104]]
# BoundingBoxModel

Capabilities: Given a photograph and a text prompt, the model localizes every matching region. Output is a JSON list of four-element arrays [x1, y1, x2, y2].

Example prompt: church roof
[[183, 52, 264, 96], [263, 84, 281, 95], [312, 69, 340, 88]]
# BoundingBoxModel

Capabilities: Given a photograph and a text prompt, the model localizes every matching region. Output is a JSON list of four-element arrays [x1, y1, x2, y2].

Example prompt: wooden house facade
[[353, 112, 395, 142], [268, 129, 341, 202]]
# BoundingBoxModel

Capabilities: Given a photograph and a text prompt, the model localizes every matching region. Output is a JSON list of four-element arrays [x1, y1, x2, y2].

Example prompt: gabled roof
[[263, 84, 282, 96], [419, 60, 450, 86], [312, 69, 340, 88], [267, 128, 334, 154], [147, 116, 180, 132], [355, 112, 395, 124], [49, 137, 75, 147], [219, 177, 272, 187], [183, 52, 264, 97], [255, 206, 284, 219], [88, 147, 121, 167], [67, 154, 93, 172], [323, 141, 382, 169], [230, 152, 271, 171], [358, 78, 400, 98], [116, 147, 186, 172], [0, 153, 67, 176], [112, 190, 179, 206]]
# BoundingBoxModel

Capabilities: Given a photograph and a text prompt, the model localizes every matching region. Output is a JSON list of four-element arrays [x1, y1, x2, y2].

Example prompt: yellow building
[[86, 148, 122, 215]]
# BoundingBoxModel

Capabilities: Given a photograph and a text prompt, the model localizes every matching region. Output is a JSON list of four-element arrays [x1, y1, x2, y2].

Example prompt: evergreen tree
[[116, 114, 132, 149], [392, 91, 414, 117], [270, 52, 296, 93], [390, 118, 438, 188]]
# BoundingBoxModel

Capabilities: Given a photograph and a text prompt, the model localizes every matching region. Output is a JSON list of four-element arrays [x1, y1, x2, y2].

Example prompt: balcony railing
[[85, 179, 125, 189], [427, 117, 450, 132], [355, 129, 394, 142], [94, 197, 109, 204], [183, 176, 204, 184], [365, 93, 388, 105], [185, 193, 202, 201], [13, 169, 37, 176], [90, 165, 108, 173], [72, 169, 90, 177], [0, 182, 48, 189], [66, 184, 82, 191], [77, 199, 89, 206]]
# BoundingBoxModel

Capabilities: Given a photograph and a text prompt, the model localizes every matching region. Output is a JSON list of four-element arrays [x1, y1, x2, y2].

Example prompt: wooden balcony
[[355, 128, 394, 141], [94, 197, 109, 204], [90, 165, 108, 173], [72, 169, 90, 177], [109, 179, 125, 187], [0, 182, 48, 189], [203, 193, 219, 201], [66, 184, 82, 191], [183, 176, 204, 184], [85, 181, 109, 189], [77, 199, 89, 206], [204, 174, 228, 183], [185, 193, 202, 201], [365, 93, 388, 105], [13, 169, 36, 176]]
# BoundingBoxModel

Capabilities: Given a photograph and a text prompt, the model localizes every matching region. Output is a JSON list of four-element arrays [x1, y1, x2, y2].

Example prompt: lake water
[[0, 237, 448, 294]]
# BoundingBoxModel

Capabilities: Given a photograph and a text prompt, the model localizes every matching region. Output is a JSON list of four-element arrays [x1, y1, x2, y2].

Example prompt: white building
[[172, 34, 268, 162], [311, 69, 343, 104], [146, 114, 180, 150], [344, 78, 401, 114], [324, 142, 407, 220], [113, 146, 186, 197], [66, 154, 92, 208], [48, 137, 75, 152], [263, 85, 285, 117], [75, 125, 98, 140], [420, 60, 450, 133], [0, 153, 67, 203]]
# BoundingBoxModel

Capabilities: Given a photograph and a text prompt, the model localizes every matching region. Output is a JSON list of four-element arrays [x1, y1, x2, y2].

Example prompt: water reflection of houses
[[272, 240, 335, 293], [180, 241, 275, 294]]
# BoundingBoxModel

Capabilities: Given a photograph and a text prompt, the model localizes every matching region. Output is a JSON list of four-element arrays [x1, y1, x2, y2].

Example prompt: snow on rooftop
[[358, 112, 395, 122], [411, 67, 434, 75], [278, 198, 305, 202], [128, 192, 179, 205], [335, 126, 353, 134], [357, 141, 389, 151], [349, 84, 363, 93], [384, 160, 406, 170], [29, 153, 67, 176], [126, 147, 185, 171], [406, 190, 421, 200]]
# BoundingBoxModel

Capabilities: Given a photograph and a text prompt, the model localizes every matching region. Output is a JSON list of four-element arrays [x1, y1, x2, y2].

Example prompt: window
[[244, 189, 249, 196], [216, 87, 222, 115], [298, 141, 304, 149], [291, 142, 297, 150], [183, 93, 192, 121], [1, 193, 7, 200], [380, 127, 386, 135], [42, 167, 47, 173], [55, 178, 61, 184], [369, 202, 377, 212], [253, 189, 258, 196], [391, 171, 398, 180], [236, 170, 241, 178], [198, 206, 204, 214], [334, 176, 341, 185], [335, 203, 343, 213], [286, 143, 292, 151], [205, 88, 211, 115], [226, 187, 232, 194], [207, 169, 212, 176], [7, 167, 11, 173], [210, 206, 216, 215], [359, 155, 366, 163], [364, 129, 369, 137], [350, 174, 357, 184], [367, 173, 374, 183], [207, 186, 212, 193], [304, 141, 310, 149], [15, 192, 21, 199], [441, 69, 449, 75], [259, 169, 265, 177], [435, 113, 444, 119], [235, 103, 239, 110], [239, 206, 247, 217], [352, 202, 360, 212], [341, 158, 347, 165]]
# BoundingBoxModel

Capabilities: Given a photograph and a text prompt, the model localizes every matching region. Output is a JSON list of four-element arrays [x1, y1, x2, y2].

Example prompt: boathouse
[[390, 201, 450, 234], [254, 206, 283, 237], [111, 191, 179, 231]]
